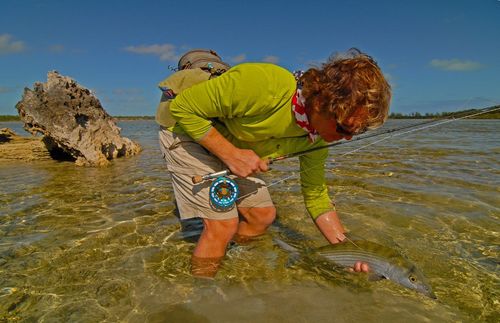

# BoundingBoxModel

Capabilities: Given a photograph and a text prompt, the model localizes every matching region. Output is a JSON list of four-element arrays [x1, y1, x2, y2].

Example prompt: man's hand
[[198, 127, 268, 178], [226, 148, 268, 177], [352, 261, 370, 273]]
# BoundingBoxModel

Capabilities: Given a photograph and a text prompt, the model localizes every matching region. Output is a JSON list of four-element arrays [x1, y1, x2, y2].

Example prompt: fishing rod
[[194, 104, 499, 209], [192, 104, 500, 185]]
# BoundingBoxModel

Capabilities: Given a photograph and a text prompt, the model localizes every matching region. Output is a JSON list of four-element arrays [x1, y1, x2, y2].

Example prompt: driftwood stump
[[15, 71, 141, 166]]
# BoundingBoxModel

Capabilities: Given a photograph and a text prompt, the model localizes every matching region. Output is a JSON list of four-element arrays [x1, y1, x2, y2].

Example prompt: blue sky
[[1, 0, 499, 116]]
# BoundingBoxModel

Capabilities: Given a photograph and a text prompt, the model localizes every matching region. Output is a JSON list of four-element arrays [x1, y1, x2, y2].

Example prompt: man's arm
[[198, 127, 268, 177]]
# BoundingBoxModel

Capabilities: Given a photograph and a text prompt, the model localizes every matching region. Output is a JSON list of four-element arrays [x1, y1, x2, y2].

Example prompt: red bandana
[[292, 89, 319, 142]]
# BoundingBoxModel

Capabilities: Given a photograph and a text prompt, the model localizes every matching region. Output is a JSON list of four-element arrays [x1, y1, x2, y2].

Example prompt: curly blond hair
[[300, 48, 391, 129]]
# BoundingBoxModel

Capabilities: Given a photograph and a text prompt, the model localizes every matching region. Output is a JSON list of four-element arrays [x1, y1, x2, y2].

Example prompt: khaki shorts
[[159, 128, 274, 220]]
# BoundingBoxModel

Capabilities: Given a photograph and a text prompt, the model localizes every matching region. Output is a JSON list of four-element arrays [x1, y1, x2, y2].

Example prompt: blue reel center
[[209, 176, 239, 209]]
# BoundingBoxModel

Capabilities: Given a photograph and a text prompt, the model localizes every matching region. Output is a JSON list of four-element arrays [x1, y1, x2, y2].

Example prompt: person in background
[[158, 48, 391, 277]]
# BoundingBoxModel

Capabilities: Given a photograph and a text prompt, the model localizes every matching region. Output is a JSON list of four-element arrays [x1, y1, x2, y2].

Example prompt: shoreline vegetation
[[1, 105, 499, 121], [388, 105, 500, 119]]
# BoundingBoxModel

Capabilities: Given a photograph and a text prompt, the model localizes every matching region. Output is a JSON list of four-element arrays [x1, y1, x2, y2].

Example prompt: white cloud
[[125, 43, 177, 61], [0, 86, 14, 94], [49, 44, 64, 53], [384, 73, 397, 88], [112, 88, 143, 95], [0, 34, 26, 55], [262, 55, 279, 64], [430, 59, 483, 71], [231, 54, 246, 63]]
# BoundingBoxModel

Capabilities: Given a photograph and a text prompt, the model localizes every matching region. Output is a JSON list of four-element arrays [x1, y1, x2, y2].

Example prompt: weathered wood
[[15, 71, 141, 166], [0, 128, 51, 161]]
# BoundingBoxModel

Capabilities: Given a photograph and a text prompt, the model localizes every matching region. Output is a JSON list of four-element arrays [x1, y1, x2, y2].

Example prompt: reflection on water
[[0, 120, 498, 322]]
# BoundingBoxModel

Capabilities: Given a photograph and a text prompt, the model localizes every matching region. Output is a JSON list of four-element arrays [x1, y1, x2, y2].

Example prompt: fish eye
[[409, 275, 417, 283]]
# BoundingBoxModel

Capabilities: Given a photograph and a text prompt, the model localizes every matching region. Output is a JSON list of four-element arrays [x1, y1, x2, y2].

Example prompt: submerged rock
[[0, 128, 51, 161], [15, 71, 141, 166]]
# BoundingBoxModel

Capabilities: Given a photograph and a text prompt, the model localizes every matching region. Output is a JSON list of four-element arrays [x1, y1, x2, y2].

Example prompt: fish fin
[[273, 238, 302, 267], [367, 273, 386, 281], [285, 253, 301, 267], [273, 238, 299, 253]]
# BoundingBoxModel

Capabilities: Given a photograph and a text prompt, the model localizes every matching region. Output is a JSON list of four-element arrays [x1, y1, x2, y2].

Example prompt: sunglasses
[[335, 122, 367, 136]]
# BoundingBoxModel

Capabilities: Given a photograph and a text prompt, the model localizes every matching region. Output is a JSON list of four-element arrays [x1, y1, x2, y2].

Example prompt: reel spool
[[209, 176, 239, 209]]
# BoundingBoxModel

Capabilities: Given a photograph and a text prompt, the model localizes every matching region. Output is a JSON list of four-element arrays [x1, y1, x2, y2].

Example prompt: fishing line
[[200, 103, 498, 186], [240, 104, 500, 199], [255, 97, 484, 163]]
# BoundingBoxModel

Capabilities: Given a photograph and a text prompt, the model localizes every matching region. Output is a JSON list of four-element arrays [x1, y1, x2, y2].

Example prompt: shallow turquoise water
[[0, 120, 498, 322]]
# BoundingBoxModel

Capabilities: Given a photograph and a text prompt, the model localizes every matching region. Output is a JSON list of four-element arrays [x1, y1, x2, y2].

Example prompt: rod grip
[[192, 169, 231, 184], [192, 175, 203, 184]]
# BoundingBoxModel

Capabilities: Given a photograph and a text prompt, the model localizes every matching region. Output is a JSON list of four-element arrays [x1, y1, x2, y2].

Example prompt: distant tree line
[[0, 115, 20, 121], [389, 105, 500, 119]]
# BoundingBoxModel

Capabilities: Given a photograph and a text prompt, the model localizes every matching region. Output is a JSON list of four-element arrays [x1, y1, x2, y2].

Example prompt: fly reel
[[209, 176, 239, 209]]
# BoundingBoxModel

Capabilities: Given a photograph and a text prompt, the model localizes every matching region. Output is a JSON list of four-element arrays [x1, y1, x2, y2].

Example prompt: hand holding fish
[[351, 261, 370, 273]]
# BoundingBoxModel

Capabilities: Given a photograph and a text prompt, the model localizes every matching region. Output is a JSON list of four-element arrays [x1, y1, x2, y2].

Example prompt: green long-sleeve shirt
[[169, 63, 335, 219]]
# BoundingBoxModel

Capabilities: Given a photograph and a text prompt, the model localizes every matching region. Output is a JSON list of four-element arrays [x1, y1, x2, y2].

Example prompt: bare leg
[[191, 217, 238, 278], [236, 206, 276, 238]]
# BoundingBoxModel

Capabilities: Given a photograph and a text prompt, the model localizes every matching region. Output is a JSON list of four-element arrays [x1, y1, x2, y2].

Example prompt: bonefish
[[275, 238, 435, 298]]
